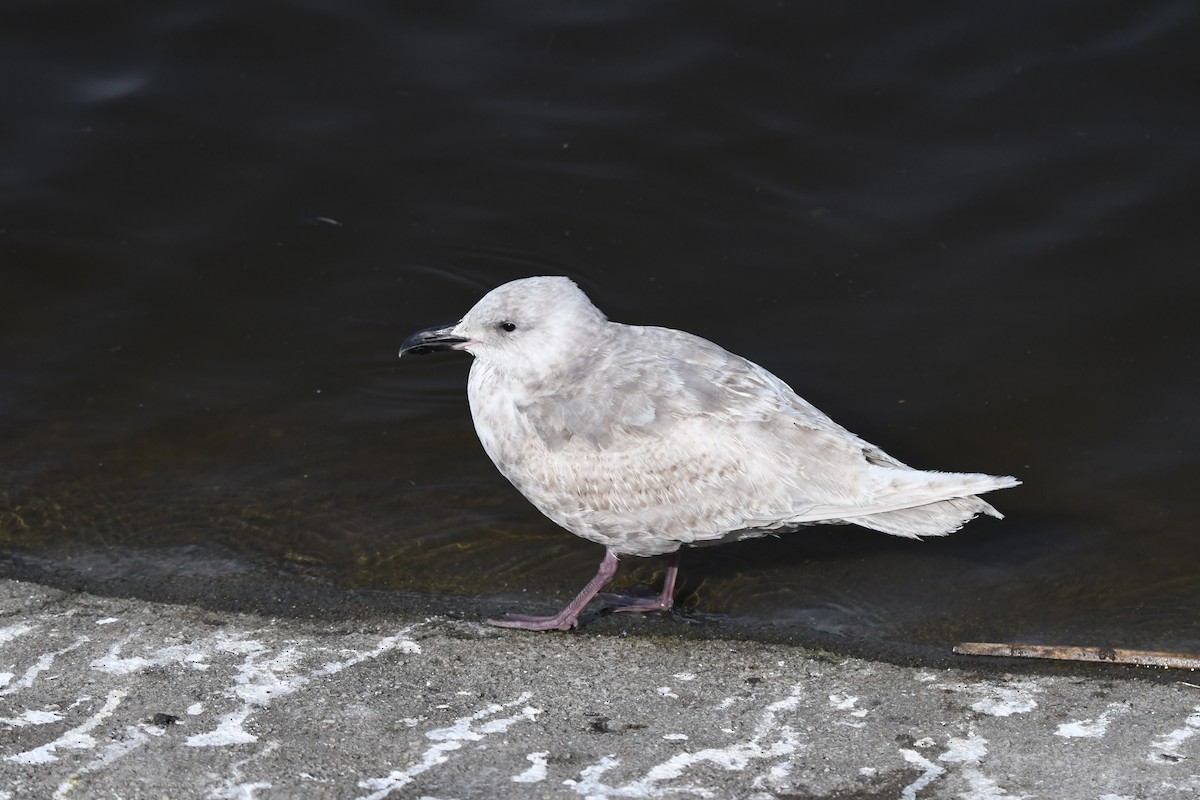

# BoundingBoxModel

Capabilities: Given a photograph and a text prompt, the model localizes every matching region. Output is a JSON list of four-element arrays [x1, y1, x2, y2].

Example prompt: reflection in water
[[1, 0, 1197, 659]]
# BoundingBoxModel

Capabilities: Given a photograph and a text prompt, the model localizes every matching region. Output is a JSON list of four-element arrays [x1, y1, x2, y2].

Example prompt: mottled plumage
[[400, 276, 1019, 630]]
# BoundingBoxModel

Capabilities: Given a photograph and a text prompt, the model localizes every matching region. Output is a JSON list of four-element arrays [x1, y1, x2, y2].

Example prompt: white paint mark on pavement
[[186, 624, 425, 748], [207, 740, 280, 799], [91, 634, 212, 676], [512, 750, 549, 783], [1148, 705, 1200, 764], [51, 725, 151, 799], [935, 677, 1041, 717], [355, 693, 541, 800], [1, 709, 64, 728], [0, 622, 36, 647], [1, 636, 90, 697], [939, 732, 988, 764], [314, 627, 422, 675], [564, 682, 808, 797], [6, 689, 126, 764], [899, 748, 945, 800], [935, 731, 1025, 800], [1056, 703, 1127, 739]]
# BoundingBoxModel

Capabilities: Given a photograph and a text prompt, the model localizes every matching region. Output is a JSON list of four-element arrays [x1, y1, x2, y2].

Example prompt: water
[[2, 0, 1197, 662]]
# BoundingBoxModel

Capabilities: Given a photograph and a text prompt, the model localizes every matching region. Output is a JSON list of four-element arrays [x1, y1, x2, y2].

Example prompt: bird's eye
[[499, 321, 517, 333]]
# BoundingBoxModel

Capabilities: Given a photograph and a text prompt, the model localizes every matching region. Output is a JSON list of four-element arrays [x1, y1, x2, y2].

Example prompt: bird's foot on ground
[[599, 591, 674, 614], [487, 612, 579, 632]]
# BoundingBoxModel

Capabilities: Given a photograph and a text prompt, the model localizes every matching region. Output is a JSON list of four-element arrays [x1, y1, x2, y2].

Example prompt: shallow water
[[2, 0, 1197, 660]]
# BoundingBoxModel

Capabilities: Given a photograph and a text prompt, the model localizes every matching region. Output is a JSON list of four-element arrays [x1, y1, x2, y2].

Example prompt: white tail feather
[[843, 472, 1019, 538]]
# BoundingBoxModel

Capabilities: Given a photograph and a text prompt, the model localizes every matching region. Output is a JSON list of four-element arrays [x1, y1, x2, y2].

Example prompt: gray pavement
[[1, 577, 1197, 799]]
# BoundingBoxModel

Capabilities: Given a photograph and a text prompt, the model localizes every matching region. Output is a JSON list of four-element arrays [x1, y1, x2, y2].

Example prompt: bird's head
[[399, 276, 608, 383]]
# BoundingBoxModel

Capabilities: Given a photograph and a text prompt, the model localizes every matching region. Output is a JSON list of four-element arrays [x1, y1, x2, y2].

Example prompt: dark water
[[3, 1, 1197, 661]]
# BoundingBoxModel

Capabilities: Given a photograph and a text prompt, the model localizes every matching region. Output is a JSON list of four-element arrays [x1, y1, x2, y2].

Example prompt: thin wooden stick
[[953, 642, 1200, 671]]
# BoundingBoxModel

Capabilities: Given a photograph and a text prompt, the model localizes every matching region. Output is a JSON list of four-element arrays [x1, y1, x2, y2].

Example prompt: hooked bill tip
[[399, 323, 468, 357]]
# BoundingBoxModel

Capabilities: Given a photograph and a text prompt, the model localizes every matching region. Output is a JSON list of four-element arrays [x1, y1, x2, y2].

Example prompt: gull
[[400, 276, 1019, 631]]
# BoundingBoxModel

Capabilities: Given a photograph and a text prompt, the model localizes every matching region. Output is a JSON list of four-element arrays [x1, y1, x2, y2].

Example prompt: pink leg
[[488, 549, 621, 632], [599, 552, 680, 614]]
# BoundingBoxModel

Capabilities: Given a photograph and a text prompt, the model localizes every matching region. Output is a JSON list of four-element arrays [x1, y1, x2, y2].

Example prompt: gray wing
[[507, 324, 1014, 553], [514, 323, 897, 516], [521, 323, 888, 459]]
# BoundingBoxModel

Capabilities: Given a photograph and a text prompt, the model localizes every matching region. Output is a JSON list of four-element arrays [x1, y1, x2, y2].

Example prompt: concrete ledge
[[0, 578, 1196, 798]]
